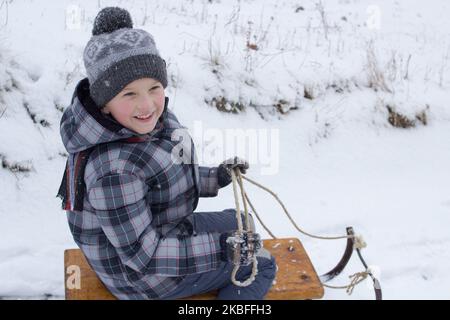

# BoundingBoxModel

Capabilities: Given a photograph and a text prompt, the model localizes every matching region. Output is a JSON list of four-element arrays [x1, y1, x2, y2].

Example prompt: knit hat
[[83, 7, 167, 107]]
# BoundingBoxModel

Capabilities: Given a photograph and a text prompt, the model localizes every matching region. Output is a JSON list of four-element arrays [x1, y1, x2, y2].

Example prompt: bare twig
[[0, 0, 9, 28], [225, 1, 241, 27], [366, 41, 392, 93], [439, 46, 449, 87], [0, 105, 5, 119], [315, 1, 329, 40], [403, 54, 412, 80]]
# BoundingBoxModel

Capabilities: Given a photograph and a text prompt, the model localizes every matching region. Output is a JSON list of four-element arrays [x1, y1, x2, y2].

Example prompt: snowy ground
[[0, 0, 449, 299]]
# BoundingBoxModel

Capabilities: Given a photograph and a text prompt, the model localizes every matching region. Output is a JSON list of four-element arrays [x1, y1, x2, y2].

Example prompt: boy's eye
[[122, 86, 160, 97]]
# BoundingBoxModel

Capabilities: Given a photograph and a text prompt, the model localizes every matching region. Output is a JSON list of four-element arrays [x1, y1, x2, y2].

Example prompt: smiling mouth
[[134, 112, 155, 121]]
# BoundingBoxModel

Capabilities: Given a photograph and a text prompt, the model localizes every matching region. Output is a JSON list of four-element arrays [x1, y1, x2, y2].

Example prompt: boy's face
[[102, 78, 165, 135]]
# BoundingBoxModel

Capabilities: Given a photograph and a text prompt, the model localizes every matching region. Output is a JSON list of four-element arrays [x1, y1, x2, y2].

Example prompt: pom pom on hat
[[92, 7, 133, 36]]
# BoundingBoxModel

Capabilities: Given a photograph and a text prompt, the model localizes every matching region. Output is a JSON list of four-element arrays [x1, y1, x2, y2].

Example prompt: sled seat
[[64, 238, 324, 300]]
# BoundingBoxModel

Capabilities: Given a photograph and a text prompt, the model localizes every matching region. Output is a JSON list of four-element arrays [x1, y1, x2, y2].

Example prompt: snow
[[0, 0, 449, 300]]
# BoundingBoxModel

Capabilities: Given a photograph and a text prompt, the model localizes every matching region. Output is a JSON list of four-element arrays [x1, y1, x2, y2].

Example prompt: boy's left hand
[[217, 156, 249, 188], [220, 230, 261, 266]]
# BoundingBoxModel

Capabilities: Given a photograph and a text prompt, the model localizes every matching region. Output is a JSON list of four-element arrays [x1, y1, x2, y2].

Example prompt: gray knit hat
[[83, 7, 167, 107]]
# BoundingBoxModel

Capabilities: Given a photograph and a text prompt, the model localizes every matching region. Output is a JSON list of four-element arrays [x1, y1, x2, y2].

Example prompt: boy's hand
[[217, 156, 249, 188], [219, 231, 261, 266]]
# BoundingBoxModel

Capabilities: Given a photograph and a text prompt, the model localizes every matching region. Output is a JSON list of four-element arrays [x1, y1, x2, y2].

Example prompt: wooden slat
[[64, 248, 116, 300], [64, 238, 324, 300]]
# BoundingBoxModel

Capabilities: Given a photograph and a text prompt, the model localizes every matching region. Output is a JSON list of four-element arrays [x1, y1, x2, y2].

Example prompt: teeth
[[135, 112, 153, 119]]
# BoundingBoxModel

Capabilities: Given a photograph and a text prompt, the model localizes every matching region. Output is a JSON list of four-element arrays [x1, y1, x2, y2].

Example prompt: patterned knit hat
[[83, 7, 167, 107]]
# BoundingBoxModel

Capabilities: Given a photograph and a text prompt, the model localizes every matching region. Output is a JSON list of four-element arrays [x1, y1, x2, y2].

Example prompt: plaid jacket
[[58, 78, 223, 299]]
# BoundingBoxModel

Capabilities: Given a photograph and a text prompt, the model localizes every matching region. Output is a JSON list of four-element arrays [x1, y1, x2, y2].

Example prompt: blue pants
[[161, 209, 277, 300]]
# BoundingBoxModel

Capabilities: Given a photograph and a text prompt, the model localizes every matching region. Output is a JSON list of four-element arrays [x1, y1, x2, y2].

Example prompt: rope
[[231, 169, 243, 231], [228, 170, 370, 292], [244, 193, 277, 239], [353, 235, 367, 250], [237, 171, 251, 233], [229, 169, 258, 287], [241, 175, 354, 241], [322, 271, 369, 295]]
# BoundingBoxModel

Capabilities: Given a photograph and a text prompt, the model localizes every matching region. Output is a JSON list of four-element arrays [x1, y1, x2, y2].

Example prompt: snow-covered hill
[[0, 0, 449, 299]]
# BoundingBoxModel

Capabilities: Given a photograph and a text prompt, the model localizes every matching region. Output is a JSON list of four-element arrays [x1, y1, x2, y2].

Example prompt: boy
[[57, 7, 276, 300]]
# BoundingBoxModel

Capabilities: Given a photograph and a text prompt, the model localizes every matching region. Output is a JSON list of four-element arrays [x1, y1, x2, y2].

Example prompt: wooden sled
[[64, 238, 324, 300]]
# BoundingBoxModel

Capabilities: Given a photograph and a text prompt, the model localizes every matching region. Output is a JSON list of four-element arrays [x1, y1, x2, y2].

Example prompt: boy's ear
[[101, 105, 111, 114]]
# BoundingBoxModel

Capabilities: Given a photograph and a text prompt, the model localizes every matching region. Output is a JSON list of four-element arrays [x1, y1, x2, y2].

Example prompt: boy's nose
[[137, 94, 154, 111]]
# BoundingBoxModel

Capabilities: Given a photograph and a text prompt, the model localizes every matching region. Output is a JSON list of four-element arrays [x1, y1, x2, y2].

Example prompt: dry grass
[[206, 96, 245, 114], [386, 105, 429, 128], [0, 153, 33, 173]]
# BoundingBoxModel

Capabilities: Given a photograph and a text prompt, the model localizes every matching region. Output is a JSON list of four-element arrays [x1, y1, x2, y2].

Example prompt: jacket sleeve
[[87, 172, 223, 276], [198, 166, 220, 197]]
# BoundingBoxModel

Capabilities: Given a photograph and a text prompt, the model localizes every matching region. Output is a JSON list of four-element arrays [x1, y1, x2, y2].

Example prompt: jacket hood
[[57, 78, 175, 212], [60, 78, 169, 154]]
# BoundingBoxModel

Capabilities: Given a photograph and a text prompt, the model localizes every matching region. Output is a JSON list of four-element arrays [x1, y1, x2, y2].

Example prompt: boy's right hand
[[219, 231, 261, 266], [217, 157, 249, 188]]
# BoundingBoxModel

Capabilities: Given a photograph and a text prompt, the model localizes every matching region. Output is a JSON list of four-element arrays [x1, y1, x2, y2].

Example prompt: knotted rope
[[229, 169, 258, 287], [229, 171, 370, 294], [322, 271, 369, 295]]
